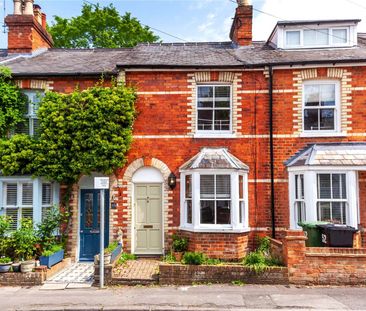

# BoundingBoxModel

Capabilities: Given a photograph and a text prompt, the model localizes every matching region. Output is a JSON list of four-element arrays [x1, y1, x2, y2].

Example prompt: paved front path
[[1, 284, 366, 310], [41, 262, 94, 290], [113, 258, 159, 282]]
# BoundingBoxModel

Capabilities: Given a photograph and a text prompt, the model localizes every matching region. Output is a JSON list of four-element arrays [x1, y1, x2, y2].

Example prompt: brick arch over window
[[116, 157, 174, 253], [292, 68, 352, 135]]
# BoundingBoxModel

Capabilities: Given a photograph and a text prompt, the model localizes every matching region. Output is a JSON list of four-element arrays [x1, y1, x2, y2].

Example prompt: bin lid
[[316, 224, 357, 231], [298, 221, 329, 228]]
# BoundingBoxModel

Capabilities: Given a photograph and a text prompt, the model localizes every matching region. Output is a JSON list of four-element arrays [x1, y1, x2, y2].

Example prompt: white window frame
[[294, 174, 306, 225], [284, 26, 351, 49], [180, 169, 249, 233], [288, 168, 359, 229], [301, 80, 341, 137], [17, 90, 44, 137], [0, 177, 60, 229], [331, 27, 349, 46], [195, 84, 233, 137]]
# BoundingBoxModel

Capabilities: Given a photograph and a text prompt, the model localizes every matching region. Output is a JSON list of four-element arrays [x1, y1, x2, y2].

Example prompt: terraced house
[[1, 0, 366, 262]]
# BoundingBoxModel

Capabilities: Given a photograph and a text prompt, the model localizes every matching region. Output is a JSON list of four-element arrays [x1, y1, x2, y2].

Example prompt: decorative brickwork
[[119, 157, 173, 253], [292, 68, 353, 135], [187, 71, 242, 136]]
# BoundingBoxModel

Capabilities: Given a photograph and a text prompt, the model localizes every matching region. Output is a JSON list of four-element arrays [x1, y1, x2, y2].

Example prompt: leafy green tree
[[0, 67, 28, 137], [48, 3, 160, 48], [33, 82, 136, 186]]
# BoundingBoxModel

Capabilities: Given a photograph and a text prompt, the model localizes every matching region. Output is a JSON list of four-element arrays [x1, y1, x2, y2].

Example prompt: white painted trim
[[302, 80, 341, 135], [180, 170, 249, 232], [288, 169, 359, 229], [195, 84, 233, 135], [136, 91, 192, 95], [179, 227, 250, 233]]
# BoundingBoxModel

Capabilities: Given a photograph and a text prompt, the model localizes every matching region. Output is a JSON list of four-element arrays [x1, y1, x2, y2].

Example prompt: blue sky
[[0, 0, 366, 48]]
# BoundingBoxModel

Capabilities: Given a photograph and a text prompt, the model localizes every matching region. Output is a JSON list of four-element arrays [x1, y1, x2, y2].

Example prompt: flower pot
[[0, 262, 12, 273], [94, 253, 112, 265], [173, 251, 183, 262], [104, 254, 112, 265], [12, 262, 21, 273], [40, 250, 64, 269], [21, 260, 35, 273]]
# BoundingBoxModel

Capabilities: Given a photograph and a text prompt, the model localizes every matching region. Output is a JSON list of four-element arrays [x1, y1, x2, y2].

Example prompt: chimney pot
[[13, 0, 22, 15], [237, 0, 250, 6], [33, 4, 42, 25], [24, 0, 34, 15]]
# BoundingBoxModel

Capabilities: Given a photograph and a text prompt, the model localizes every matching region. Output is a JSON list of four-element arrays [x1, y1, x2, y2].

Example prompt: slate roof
[[2, 35, 366, 75], [180, 148, 249, 171], [286, 143, 366, 167]]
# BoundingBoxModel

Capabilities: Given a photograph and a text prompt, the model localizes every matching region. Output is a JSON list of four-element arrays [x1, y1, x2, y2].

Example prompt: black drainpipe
[[268, 66, 276, 239]]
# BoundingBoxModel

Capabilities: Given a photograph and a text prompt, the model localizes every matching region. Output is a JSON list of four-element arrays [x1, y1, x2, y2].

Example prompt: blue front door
[[80, 189, 109, 261]]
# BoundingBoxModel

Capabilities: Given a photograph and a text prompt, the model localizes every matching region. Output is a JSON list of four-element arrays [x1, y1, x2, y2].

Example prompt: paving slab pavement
[[1, 284, 366, 311]]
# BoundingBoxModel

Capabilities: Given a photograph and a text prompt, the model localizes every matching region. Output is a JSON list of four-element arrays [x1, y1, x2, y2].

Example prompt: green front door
[[134, 184, 163, 255]]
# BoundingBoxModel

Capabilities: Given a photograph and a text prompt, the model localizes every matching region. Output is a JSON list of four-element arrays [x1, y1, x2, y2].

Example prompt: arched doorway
[[132, 167, 164, 255]]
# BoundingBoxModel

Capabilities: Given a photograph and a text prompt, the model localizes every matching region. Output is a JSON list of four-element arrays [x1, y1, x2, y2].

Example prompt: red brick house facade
[[1, 0, 366, 261]]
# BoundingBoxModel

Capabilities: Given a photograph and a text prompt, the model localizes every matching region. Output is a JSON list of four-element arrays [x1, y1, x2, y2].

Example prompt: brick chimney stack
[[5, 0, 53, 54], [230, 0, 253, 46]]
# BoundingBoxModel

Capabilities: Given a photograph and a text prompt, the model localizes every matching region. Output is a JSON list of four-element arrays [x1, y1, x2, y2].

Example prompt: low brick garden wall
[[0, 258, 71, 287], [284, 231, 366, 285], [159, 263, 289, 285]]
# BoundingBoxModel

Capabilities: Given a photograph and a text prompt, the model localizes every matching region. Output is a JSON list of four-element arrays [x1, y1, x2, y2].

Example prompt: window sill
[[179, 226, 250, 233], [194, 133, 236, 139], [300, 132, 346, 138]]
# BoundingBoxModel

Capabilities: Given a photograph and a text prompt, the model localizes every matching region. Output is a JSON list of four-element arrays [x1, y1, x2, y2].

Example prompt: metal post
[[100, 189, 105, 289]]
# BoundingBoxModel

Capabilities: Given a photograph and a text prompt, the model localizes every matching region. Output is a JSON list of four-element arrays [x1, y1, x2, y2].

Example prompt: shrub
[[105, 241, 119, 254], [204, 258, 221, 265], [36, 206, 63, 251], [0, 216, 11, 257], [12, 218, 37, 261], [118, 253, 137, 265], [41, 244, 63, 257], [182, 252, 205, 265], [242, 251, 268, 274], [257, 236, 270, 254], [163, 253, 177, 263], [172, 234, 188, 252], [0, 256, 11, 264]]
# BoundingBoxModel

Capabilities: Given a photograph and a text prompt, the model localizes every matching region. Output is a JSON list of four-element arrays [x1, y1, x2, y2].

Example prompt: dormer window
[[268, 19, 359, 49], [285, 27, 349, 48]]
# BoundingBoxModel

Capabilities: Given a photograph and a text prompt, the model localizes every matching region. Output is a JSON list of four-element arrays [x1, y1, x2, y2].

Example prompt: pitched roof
[[286, 143, 366, 167], [180, 148, 249, 171], [2, 35, 366, 75]]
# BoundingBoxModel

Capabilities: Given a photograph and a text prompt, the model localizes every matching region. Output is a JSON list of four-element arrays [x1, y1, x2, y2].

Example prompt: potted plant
[[171, 234, 188, 261], [0, 257, 12, 273], [11, 261, 21, 272], [12, 219, 37, 273], [0, 216, 11, 271], [95, 242, 122, 265], [39, 244, 64, 269]]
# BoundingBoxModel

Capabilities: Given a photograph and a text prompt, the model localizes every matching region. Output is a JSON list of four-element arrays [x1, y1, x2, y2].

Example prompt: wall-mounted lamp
[[168, 172, 177, 189]]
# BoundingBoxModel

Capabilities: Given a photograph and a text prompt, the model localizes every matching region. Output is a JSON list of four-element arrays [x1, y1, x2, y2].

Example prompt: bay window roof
[[180, 148, 249, 171], [286, 143, 366, 167]]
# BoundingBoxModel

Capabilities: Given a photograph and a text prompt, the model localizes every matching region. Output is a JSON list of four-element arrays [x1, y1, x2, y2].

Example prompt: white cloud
[[253, 0, 366, 41]]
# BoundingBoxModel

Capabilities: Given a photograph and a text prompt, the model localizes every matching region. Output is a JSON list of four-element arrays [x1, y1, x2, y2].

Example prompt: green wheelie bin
[[298, 222, 329, 247]]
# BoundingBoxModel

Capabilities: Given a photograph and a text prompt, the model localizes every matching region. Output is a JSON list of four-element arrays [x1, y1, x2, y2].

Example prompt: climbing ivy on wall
[[0, 67, 28, 138]]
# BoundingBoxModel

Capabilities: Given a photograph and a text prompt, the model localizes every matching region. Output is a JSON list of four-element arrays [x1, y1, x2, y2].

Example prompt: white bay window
[[180, 148, 249, 232], [0, 177, 59, 229], [289, 170, 358, 229]]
